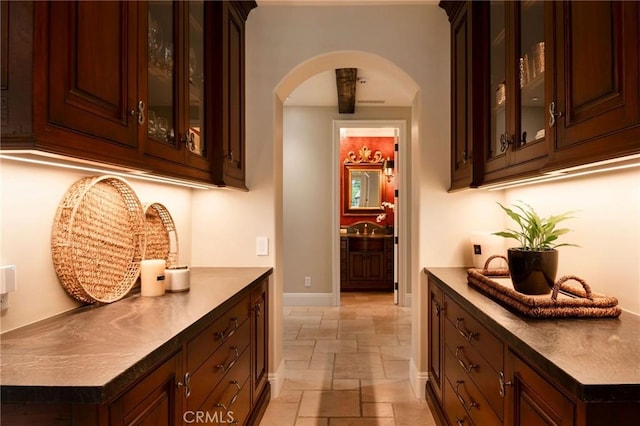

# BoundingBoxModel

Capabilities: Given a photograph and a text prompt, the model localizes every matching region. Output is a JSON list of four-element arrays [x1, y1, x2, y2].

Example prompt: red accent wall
[[340, 137, 395, 227]]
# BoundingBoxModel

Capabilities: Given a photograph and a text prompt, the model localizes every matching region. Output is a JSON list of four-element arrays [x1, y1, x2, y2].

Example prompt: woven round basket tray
[[143, 202, 179, 268], [51, 176, 146, 304]]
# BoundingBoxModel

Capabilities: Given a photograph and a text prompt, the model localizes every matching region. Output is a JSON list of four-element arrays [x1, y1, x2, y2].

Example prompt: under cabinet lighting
[[0, 151, 215, 190], [483, 154, 640, 191]]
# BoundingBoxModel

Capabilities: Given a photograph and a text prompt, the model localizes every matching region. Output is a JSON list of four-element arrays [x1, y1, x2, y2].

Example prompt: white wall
[[0, 160, 194, 332], [503, 168, 640, 315]]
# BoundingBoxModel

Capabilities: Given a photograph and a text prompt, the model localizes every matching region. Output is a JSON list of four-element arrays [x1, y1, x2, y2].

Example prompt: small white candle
[[140, 259, 166, 297]]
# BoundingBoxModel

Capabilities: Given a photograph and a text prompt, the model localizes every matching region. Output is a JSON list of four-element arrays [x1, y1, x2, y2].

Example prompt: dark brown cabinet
[[427, 283, 445, 405], [0, 272, 270, 426], [1, 0, 255, 189], [210, 1, 252, 189], [340, 235, 393, 292], [441, 0, 485, 190], [110, 352, 183, 426], [504, 350, 575, 426], [440, 0, 640, 190], [548, 0, 640, 170], [250, 279, 269, 417], [426, 270, 640, 426]]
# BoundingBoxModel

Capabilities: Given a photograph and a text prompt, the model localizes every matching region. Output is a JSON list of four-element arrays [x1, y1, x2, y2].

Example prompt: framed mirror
[[343, 163, 384, 215]]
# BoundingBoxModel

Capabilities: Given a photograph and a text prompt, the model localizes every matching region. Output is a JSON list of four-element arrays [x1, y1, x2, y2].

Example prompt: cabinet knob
[[549, 101, 563, 127], [130, 100, 145, 125]]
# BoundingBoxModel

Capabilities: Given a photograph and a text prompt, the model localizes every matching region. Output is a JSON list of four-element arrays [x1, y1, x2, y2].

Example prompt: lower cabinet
[[110, 352, 183, 426], [1, 278, 269, 426], [340, 236, 394, 291], [504, 350, 575, 426], [425, 274, 637, 426]]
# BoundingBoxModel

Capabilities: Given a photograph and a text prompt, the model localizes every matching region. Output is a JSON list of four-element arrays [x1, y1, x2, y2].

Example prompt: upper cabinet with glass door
[[484, 0, 549, 184], [441, 0, 639, 189], [143, 0, 213, 182], [3, 0, 256, 188]]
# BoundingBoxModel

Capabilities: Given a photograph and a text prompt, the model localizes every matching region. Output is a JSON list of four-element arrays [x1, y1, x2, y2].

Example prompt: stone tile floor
[[260, 292, 437, 426]]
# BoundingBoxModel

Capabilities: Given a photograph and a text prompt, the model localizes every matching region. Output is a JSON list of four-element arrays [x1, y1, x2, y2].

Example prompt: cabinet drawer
[[443, 376, 474, 426], [444, 318, 503, 419], [187, 296, 251, 373], [199, 348, 251, 424], [187, 318, 251, 411], [445, 346, 501, 426], [445, 295, 503, 372], [348, 237, 384, 251]]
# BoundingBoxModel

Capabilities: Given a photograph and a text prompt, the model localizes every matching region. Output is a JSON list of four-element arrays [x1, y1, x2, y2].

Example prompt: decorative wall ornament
[[344, 145, 384, 164]]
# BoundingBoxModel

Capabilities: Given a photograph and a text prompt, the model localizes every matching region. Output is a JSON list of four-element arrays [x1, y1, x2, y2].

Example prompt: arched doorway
[[273, 51, 426, 397]]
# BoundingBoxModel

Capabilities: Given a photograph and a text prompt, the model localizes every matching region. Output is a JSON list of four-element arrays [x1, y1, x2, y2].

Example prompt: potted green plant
[[493, 201, 578, 295]]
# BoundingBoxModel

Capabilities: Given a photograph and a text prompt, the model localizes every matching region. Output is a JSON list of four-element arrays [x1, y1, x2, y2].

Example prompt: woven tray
[[51, 176, 146, 304], [467, 260, 621, 319], [143, 202, 178, 268]]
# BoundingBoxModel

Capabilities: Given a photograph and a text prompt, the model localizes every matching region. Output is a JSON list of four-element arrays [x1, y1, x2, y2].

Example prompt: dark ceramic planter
[[507, 248, 558, 295]]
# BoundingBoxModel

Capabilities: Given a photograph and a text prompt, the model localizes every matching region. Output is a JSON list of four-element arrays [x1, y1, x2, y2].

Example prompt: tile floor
[[259, 292, 437, 426]]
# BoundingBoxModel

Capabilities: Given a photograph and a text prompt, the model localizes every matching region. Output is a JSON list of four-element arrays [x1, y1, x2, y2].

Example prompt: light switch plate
[[1, 265, 17, 294], [256, 236, 269, 256]]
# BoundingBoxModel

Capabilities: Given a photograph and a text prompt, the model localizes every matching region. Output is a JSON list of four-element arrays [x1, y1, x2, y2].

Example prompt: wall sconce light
[[384, 157, 394, 182]]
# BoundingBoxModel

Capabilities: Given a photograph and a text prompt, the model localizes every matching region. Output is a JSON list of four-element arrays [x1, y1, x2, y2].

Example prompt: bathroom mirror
[[343, 163, 384, 215]]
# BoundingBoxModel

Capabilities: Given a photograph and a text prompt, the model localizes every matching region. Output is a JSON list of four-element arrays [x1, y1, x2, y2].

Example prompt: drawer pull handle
[[499, 371, 513, 397], [254, 302, 262, 317], [455, 318, 477, 342], [456, 419, 465, 426], [455, 346, 478, 373], [216, 380, 242, 411], [455, 380, 478, 411], [216, 346, 241, 373], [177, 372, 191, 398], [215, 317, 239, 341]]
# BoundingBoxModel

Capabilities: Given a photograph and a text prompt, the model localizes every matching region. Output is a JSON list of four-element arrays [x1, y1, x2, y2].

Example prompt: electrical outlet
[[304, 276, 311, 287]]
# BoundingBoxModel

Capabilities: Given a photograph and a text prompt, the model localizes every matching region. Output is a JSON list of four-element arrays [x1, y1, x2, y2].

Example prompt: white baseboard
[[269, 358, 285, 399], [410, 357, 428, 399], [404, 292, 412, 307], [283, 292, 334, 306]]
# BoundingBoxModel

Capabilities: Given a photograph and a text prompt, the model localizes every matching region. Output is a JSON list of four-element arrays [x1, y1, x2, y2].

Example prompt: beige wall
[[0, 160, 194, 332], [504, 168, 640, 315]]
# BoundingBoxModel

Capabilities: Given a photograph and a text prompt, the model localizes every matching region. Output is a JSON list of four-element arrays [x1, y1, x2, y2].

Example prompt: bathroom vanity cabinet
[[340, 234, 393, 292]]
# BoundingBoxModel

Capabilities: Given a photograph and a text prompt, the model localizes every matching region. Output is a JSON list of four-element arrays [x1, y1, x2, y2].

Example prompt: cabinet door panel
[[505, 350, 575, 426], [554, 1, 640, 161], [110, 353, 182, 426], [44, 1, 138, 150], [252, 280, 268, 404], [428, 280, 444, 403]]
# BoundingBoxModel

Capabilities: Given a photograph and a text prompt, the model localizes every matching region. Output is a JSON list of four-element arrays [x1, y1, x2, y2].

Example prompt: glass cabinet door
[[518, 0, 545, 147], [489, 1, 507, 161], [147, 1, 175, 146], [187, 1, 205, 157]]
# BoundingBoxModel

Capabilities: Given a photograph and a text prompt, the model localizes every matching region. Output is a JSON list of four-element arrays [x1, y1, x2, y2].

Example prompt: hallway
[[260, 292, 437, 426]]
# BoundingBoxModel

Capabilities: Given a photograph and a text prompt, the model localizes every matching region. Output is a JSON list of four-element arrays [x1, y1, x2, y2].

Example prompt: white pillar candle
[[140, 259, 166, 297]]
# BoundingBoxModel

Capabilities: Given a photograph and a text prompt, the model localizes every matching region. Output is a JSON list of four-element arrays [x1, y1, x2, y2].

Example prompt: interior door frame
[[332, 120, 408, 306]]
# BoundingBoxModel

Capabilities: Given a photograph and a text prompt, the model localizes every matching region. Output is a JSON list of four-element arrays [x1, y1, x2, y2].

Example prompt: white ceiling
[[256, 0, 434, 108]]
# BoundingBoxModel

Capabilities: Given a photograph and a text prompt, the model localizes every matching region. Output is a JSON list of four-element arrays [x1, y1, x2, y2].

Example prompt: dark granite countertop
[[425, 267, 640, 402], [0, 267, 272, 404]]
